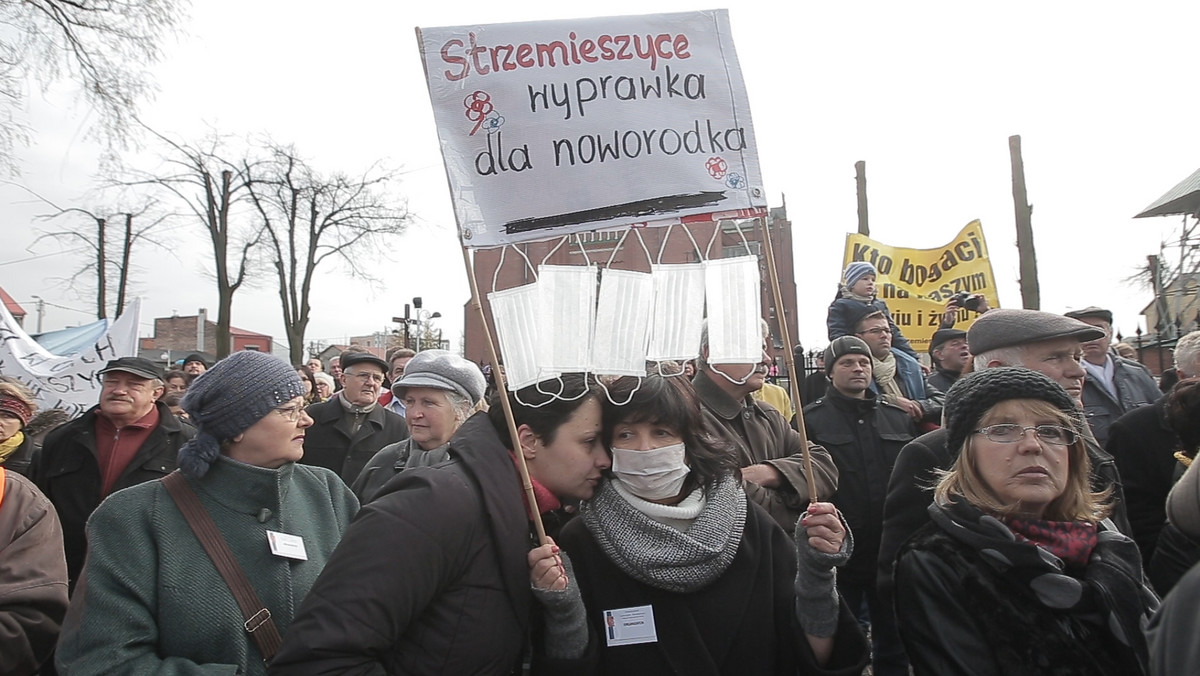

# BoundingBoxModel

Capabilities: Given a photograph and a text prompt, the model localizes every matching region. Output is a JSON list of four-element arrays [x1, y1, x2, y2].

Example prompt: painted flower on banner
[[705, 156, 727, 179]]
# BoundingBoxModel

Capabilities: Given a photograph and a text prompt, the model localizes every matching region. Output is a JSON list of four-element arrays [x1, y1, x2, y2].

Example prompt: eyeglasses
[[274, 403, 307, 423], [345, 371, 385, 384], [973, 424, 1077, 446], [857, 327, 892, 337]]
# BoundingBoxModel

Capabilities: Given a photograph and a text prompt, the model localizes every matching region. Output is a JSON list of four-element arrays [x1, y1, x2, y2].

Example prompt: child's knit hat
[[843, 261, 877, 289]]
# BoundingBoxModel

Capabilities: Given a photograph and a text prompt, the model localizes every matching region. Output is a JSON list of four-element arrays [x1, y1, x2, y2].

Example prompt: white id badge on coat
[[602, 605, 658, 647], [267, 531, 308, 560]]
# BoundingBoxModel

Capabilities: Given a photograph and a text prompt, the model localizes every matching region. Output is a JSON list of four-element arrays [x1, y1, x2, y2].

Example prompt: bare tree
[[125, 130, 263, 357], [244, 142, 409, 364], [0, 0, 187, 172], [27, 191, 169, 319]]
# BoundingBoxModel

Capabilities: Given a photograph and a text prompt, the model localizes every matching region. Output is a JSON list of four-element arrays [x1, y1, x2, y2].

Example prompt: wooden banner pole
[[757, 217, 819, 503], [459, 245, 548, 543]]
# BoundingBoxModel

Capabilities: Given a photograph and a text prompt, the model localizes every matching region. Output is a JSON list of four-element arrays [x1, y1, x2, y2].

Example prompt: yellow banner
[[841, 220, 999, 352]]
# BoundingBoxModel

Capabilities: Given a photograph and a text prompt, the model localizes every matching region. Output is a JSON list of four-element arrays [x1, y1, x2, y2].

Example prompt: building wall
[[463, 205, 799, 368], [143, 313, 272, 355]]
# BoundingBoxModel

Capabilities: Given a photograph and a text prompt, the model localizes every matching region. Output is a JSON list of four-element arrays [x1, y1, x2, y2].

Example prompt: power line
[[0, 247, 90, 267]]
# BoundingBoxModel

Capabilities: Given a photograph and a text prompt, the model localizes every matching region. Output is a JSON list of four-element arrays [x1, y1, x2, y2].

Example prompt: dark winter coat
[[802, 388, 915, 585], [269, 412, 532, 676], [693, 371, 839, 533], [300, 396, 408, 484], [33, 402, 193, 585], [876, 427, 1133, 602], [1081, 355, 1161, 448], [896, 508, 1155, 676], [1147, 551, 1200, 675], [1105, 394, 1181, 564], [924, 367, 960, 395], [0, 434, 37, 478], [537, 497, 868, 676]]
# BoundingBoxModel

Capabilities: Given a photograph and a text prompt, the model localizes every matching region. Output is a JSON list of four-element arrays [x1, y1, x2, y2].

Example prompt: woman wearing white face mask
[[529, 373, 868, 675]]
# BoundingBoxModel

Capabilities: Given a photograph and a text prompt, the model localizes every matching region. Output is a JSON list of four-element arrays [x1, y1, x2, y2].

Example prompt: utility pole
[[1009, 135, 1040, 309], [855, 161, 869, 236], [96, 217, 107, 319]]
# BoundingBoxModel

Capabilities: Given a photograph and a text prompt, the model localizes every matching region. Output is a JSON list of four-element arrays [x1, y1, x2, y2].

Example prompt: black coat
[[0, 433, 37, 477], [897, 520, 1151, 675], [802, 388, 915, 585], [536, 497, 868, 676], [33, 402, 193, 586], [1105, 394, 1180, 564], [270, 412, 532, 676], [300, 397, 408, 484], [876, 427, 1133, 602]]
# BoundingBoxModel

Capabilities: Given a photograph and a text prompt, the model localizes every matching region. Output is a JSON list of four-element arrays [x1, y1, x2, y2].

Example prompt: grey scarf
[[580, 473, 747, 593]]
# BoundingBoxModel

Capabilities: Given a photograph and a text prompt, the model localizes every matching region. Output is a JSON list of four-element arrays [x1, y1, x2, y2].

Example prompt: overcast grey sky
[[4, 0, 1199, 357]]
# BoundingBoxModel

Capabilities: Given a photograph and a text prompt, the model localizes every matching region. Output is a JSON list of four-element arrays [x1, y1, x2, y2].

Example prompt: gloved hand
[[529, 541, 588, 659], [794, 502, 853, 637]]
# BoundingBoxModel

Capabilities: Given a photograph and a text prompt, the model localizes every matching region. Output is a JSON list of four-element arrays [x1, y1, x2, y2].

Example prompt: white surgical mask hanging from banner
[[647, 263, 706, 363], [537, 264, 596, 374], [488, 283, 550, 390], [611, 442, 691, 501], [704, 256, 762, 364], [592, 268, 654, 378]]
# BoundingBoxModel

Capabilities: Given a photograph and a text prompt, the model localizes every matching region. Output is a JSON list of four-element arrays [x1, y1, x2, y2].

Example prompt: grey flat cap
[[392, 349, 486, 403], [1064, 306, 1114, 325], [968, 309, 1106, 355]]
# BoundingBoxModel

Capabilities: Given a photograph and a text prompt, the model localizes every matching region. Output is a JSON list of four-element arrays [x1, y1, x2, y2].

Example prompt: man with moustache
[[692, 319, 839, 533], [34, 356, 194, 586], [925, 327, 969, 393], [876, 309, 1133, 605]]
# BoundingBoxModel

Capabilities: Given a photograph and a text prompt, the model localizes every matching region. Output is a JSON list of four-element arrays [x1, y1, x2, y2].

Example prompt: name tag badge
[[266, 531, 308, 560], [603, 605, 658, 647]]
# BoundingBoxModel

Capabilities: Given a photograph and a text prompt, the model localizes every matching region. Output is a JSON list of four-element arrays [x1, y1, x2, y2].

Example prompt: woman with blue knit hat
[[827, 261, 919, 360], [56, 351, 358, 676]]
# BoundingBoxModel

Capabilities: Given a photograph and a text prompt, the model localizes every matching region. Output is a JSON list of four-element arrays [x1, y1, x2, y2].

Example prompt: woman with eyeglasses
[[894, 368, 1159, 676], [56, 351, 358, 676]]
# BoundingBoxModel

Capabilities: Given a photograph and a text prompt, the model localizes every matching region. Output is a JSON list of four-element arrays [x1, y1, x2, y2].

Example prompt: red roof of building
[[0, 287, 25, 317]]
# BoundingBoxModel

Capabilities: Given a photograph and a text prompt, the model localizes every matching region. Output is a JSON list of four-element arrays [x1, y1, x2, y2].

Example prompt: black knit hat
[[824, 336, 872, 375], [943, 367, 1082, 458], [178, 351, 307, 478]]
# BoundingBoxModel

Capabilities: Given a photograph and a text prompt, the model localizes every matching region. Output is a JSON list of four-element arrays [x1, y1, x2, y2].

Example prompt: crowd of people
[[0, 260, 1198, 674]]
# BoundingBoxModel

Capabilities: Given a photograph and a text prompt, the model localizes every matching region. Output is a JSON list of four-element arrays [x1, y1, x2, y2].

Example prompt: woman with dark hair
[[294, 365, 319, 405], [895, 368, 1158, 676], [529, 374, 866, 675], [271, 373, 613, 675]]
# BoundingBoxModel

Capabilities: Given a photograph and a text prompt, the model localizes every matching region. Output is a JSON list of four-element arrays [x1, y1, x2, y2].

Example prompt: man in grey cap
[[1064, 306, 1160, 447], [351, 350, 486, 503], [35, 356, 195, 586], [876, 308, 1133, 605], [301, 351, 408, 484]]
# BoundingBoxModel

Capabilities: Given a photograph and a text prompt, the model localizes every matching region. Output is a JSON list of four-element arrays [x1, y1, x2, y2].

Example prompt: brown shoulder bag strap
[[161, 471, 283, 662]]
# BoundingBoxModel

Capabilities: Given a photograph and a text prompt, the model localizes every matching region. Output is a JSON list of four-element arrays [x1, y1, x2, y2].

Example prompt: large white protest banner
[[0, 298, 141, 417], [417, 10, 766, 249]]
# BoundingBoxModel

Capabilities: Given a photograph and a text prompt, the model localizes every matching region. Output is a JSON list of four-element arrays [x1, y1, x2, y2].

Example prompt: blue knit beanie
[[178, 351, 307, 478], [843, 261, 877, 289]]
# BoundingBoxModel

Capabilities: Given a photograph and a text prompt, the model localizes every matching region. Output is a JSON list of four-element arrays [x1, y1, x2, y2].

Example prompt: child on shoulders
[[827, 261, 920, 360]]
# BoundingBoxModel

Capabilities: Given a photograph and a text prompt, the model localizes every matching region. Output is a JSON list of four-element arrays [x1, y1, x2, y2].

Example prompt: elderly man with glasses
[[300, 351, 409, 484]]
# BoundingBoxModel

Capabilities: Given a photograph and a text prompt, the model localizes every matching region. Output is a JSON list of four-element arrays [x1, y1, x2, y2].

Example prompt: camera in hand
[[951, 292, 984, 311]]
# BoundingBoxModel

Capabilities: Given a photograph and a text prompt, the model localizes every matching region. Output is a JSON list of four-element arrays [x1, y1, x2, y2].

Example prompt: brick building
[[139, 309, 273, 364], [463, 203, 798, 368]]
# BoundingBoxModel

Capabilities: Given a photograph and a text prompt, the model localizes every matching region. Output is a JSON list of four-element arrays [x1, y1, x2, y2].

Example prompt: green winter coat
[[56, 456, 358, 676]]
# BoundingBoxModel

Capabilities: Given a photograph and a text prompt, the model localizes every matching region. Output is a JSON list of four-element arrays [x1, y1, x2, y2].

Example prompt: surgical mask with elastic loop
[[536, 235, 596, 400], [610, 442, 691, 501], [704, 255, 763, 385], [487, 245, 551, 393], [647, 224, 707, 372], [592, 229, 655, 405]]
